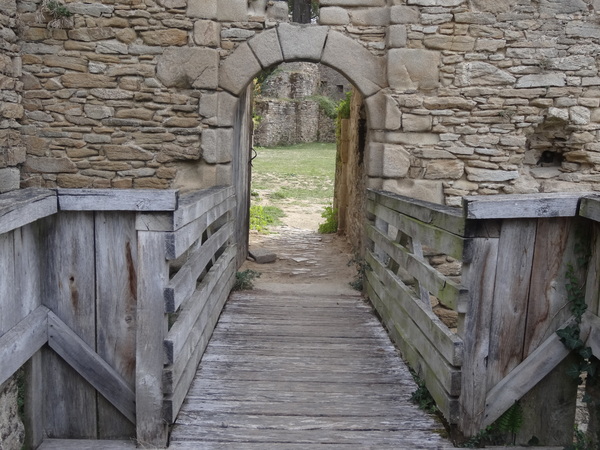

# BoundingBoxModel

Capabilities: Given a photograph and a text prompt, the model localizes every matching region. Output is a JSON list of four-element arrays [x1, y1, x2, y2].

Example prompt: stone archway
[[218, 23, 389, 260]]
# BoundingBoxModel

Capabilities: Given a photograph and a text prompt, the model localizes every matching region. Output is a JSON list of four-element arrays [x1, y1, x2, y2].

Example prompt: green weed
[[318, 205, 338, 234], [233, 269, 261, 291], [249, 205, 285, 233]]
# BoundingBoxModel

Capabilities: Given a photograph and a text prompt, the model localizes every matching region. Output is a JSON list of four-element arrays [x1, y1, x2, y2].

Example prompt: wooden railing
[[0, 186, 236, 448], [366, 189, 600, 444]]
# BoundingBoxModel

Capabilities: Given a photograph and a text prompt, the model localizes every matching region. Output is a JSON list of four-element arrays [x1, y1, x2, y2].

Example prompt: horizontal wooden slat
[[47, 312, 136, 424], [164, 221, 234, 312], [164, 267, 236, 423], [463, 193, 587, 219], [38, 440, 137, 449], [367, 189, 466, 235], [58, 189, 178, 211], [136, 186, 235, 231], [166, 195, 235, 260], [164, 258, 237, 391], [366, 224, 467, 311], [368, 201, 465, 260], [164, 245, 236, 363], [482, 327, 572, 428], [366, 278, 459, 423], [0, 188, 57, 235], [367, 251, 463, 366], [0, 306, 48, 386], [580, 196, 600, 223], [366, 258, 462, 391]]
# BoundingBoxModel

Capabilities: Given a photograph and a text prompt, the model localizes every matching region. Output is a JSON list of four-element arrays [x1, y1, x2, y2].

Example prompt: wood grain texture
[[58, 188, 178, 211], [135, 231, 170, 447], [164, 221, 234, 312], [94, 212, 137, 438], [40, 212, 97, 438], [47, 312, 136, 424], [482, 330, 571, 428], [0, 306, 48, 386], [458, 237, 499, 436], [485, 219, 537, 389], [0, 230, 15, 335], [38, 439, 137, 449], [579, 196, 600, 222], [367, 189, 465, 235], [135, 186, 234, 231], [463, 192, 585, 219], [169, 291, 454, 448], [0, 188, 57, 235], [368, 201, 465, 260]]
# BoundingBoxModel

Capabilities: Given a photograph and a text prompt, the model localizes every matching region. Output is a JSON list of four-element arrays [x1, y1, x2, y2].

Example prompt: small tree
[[288, 0, 319, 23]]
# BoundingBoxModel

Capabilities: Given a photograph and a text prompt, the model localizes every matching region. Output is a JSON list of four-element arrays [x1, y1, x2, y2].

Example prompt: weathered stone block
[[104, 145, 154, 161], [217, 0, 247, 21], [425, 159, 464, 179], [386, 132, 439, 145], [61, 74, 115, 88], [407, 0, 463, 5], [141, 29, 188, 46], [388, 48, 440, 91], [187, 0, 217, 19], [570, 106, 591, 125], [84, 104, 114, 119], [402, 114, 432, 132], [278, 23, 328, 62], [248, 28, 283, 69], [320, 0, 385, 5], [193, 20, 220, 47], [465, 166, 518, 182], [469, 0, 511, 12], [382, 144, 410, 178], [350, 8, 389, 26], [322, 31, 387, 96], [388, 25, 407, 48], [515, 73, 566, 88], [366, 142, 384, 177], [202, 128, 233, 164], [217, 92, 239, 127], [157, 48, 219, 89], [424, 35, 475, 52], [390, 5, 419, 24], [319, 7, 350, 25], [25, 156, 78, 173], [382, 178, 444, 204], [0, 168, 19, 193], [540, 0, 587, 16], [219, 42, 261, 95], [68, 2, 114, 16], [455, 62, 515, 87]]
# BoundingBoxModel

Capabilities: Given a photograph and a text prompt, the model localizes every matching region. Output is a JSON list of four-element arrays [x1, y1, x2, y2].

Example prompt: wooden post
[[136, 231, 169, 447], [459, 236, 498, 436]]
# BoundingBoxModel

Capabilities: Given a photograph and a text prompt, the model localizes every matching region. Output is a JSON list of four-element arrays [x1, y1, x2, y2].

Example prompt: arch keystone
[[277, 23, 328, 62], [248, 28, 283, 69], [321, 30, 387, 97], [219, 42, 262, 95]]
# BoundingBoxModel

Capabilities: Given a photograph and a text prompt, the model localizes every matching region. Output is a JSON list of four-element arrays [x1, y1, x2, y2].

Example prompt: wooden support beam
[[47, 312, 136, 424], [579, 196, 600, 223], [463, 193, 586, 220], [0, 188, 57, 235], [58, 189, 178, 211], [482, 329, 573, 428], [0, 306, 48, 386]]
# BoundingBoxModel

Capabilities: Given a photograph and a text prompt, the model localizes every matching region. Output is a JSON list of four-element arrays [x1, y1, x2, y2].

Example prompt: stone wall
[[253, 62, 344, 147], [0, 377, 24, 450], [0, 0, 24, 193], [5, 0, 600, 199]]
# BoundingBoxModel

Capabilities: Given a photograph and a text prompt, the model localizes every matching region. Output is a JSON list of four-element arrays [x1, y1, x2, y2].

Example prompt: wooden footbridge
[[2, 186, 600, 448]]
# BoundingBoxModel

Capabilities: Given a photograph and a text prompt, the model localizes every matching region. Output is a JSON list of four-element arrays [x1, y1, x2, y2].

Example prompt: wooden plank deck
[[168, 290, 454, 449]]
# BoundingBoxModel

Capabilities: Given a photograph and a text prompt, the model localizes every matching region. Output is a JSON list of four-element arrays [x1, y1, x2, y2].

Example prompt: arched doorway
[[219, 22, 388, 264]]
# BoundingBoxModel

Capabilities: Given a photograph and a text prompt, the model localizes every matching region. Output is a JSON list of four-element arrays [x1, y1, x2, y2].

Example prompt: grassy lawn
[[251, 142, 337, 206]]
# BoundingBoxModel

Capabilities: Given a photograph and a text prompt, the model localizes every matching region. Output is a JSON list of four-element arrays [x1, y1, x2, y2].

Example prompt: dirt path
[[241, 210, 360, 297]]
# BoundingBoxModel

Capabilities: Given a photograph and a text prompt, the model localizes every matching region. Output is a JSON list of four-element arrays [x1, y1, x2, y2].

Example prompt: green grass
[[249, 205, 285, 233], [251, 142, 336, 204]]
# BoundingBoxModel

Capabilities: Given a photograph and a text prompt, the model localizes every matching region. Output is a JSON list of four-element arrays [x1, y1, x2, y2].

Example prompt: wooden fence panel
[[136, 231, 170, 447], [95, 212, 137, 439], [485, 219, 537, 389], [0, 231, 16, 336], [40, 212, 97, 439]]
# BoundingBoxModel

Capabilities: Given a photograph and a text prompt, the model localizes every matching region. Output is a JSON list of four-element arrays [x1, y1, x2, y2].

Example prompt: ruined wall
[[253, 62, 341, 147], [5, 0, 600, 198]]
